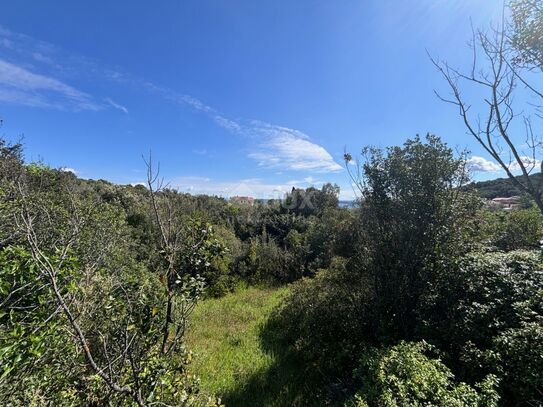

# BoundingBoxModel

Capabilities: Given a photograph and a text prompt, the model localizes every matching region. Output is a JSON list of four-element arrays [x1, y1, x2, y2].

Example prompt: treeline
[[54, 171, 350, 294], [1, 135, 543, 406]]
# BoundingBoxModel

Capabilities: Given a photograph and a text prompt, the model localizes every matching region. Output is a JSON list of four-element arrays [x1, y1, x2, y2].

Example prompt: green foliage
[[510, 0, 543, 67], [492, 320, 543, 404], [272, 136, 542, 406], [350, 341, 499, 407], [0, 232, 214, 405], [2, 134, 542, 406], [248, 231, 301, 283], [282, 183, 340, 217], [0, 139, 226, 405], [272, 135, 479, 372], [349, 134, 479, 340], [421, 250, 543, 405], [0, 246, 77, 400], [0, 138, 24, 182], [479, 207, 543, 251], [267, 259, 368, 378], [468, 174, 543, 200]]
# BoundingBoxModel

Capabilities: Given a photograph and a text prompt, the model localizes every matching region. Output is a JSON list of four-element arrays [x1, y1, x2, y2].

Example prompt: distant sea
[[338, 200, 356, 208]]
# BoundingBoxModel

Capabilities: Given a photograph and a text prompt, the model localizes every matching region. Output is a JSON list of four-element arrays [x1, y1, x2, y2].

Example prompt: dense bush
[[269, 136, 543, 406], [479, 207, 543, 251], [3, 132, 542, 405], [346, 135, 481, 341], [349, 341, 499, 407], [0, 142, 223, 405], [271, 136, 477, 384], [266, 258, 369, 379], [420, 250, 543, 405]]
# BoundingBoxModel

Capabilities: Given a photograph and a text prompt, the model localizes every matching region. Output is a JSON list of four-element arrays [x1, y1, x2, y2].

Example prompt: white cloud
[[467, 156, 501, 172], [134, 82, 342, 173], [105, 97, 128, 114], [0, 58, 100, 111], [248, 125, 343, 172], [178, 99, 342, 173], [508, 156, 542, 172], [467, 155, 542, 174], [59, 167, 77, 174]]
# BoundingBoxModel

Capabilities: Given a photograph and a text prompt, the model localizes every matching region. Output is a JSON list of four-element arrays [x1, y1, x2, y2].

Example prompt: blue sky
[[0, 0, 523, 199]]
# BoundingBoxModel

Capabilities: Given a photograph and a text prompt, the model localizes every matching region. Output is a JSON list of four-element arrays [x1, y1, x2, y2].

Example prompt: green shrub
[[420, 250, 543, 405], [266, 258, 371, 379], [480, 208, 543, 251], [346, 135, 481, 341], [350, 341, 499, 407], [492, 321, 543, 405]]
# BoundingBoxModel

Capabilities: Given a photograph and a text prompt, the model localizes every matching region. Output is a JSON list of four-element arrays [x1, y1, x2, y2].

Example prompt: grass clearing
[[186, 285, 294, 405]]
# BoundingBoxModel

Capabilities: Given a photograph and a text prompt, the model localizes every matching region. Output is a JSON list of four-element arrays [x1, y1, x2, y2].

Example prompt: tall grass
[[186, 286, 291, 404]]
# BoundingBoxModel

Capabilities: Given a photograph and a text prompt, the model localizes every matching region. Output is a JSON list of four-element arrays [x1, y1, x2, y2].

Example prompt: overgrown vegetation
[[1, 130, 543, 406], [269, 135, 543, 406], [0, 137, 348, 405], [1, 2, 542, 405]]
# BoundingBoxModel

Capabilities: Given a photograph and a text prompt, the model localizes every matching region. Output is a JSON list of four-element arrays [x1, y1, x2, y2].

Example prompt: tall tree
[[345, 135, 477, 340]]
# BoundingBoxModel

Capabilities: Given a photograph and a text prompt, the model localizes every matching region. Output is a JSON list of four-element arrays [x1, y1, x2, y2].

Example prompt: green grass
[[186, 286, 293, 405]]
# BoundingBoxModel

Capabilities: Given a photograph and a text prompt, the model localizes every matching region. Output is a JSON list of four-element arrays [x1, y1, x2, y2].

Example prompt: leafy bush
[[420, 250, 543, 405], [0, 246, 78, 403], [479, 207, 543, 251], [269, 137, 542, 406], [349, 341, 499, 407], [0, 146, 223, 405]]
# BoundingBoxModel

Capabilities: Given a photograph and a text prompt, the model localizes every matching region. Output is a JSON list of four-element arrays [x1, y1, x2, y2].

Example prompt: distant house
[[230, 196, 255, 206], [491, 196, 521, 210]]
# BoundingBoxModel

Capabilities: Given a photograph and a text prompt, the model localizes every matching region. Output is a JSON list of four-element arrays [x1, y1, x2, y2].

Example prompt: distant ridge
[[468, 173, 542, 199]]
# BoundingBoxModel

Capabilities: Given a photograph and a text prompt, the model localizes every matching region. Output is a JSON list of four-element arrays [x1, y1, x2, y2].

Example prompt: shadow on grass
[[221, 314, 321, 407]]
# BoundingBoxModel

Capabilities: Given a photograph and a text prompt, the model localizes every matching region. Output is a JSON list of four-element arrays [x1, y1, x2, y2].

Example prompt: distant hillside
[[468, 173, 542, 199]]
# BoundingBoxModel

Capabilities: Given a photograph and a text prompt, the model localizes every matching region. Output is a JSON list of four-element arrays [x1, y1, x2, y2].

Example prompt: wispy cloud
[[140, 84, 342, 173], [0, 24, 342, 173], [105, 97, 128, 114], [0, 25, 124, 112], [0, 58, 101, 111]]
